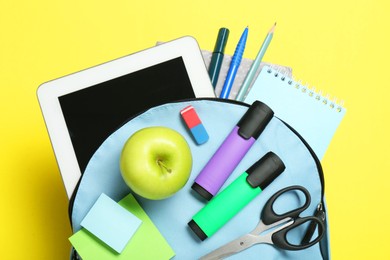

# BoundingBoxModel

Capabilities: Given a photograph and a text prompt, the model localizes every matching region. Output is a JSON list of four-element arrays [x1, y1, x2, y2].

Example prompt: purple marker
[[192, 101, 274, 200]]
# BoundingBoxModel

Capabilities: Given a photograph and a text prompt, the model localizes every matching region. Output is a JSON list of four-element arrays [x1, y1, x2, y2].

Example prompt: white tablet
[[37, 36, 215, 198]]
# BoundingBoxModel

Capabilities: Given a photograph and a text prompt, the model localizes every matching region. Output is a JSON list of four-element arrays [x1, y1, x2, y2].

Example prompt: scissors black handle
[[262, 185, 311, 225], [272, 215, 325, 250], [262, 185, 325, 251]]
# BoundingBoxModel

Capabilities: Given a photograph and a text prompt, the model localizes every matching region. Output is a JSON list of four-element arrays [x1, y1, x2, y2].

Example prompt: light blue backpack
[[70, 99, 330, 259]]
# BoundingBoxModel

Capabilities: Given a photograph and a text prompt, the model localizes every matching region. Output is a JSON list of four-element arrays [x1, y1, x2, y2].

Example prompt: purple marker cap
[[237, 100, 274, 139]]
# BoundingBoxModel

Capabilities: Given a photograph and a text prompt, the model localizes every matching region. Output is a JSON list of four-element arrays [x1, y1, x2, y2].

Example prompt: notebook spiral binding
[[267, 66, 344, 113]]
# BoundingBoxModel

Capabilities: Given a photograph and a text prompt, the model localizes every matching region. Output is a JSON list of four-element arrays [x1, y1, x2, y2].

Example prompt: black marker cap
[[246, 152, 286, 190], [213, 28, 230, 53], [191, 182, 213, 201], [188, 219, 208, 241], [237, 101, 274, 140]]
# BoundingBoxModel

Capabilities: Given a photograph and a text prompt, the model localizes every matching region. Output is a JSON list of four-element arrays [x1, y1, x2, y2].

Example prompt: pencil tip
[[269, 22, 277, 33]]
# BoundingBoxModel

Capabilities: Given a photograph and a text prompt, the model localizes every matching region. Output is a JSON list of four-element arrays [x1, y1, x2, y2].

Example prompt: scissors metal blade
[[200, 218, 294, 260], [199, 234, 264, 260], [250, 217, 292, 235]]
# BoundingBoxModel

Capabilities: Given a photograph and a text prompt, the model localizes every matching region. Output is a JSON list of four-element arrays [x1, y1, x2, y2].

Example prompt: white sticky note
[[80, 193, 142, 253]]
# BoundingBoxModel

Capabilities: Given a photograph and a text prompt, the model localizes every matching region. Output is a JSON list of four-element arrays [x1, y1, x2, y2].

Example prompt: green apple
[[120, 126, 192, 200]]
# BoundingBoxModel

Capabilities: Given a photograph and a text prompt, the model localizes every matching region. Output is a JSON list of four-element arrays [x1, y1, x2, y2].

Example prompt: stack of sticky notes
[[180, 105, 209, 145], [69, 193, 175, 259], [79, 193, 141, 253]]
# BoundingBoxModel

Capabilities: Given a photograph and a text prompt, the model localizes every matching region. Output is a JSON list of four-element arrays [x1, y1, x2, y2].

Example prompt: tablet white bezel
[[37, 36, 215, 198]]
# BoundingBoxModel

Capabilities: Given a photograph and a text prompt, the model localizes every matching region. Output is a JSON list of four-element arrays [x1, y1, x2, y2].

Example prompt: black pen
[[208, 28, 229, 89]]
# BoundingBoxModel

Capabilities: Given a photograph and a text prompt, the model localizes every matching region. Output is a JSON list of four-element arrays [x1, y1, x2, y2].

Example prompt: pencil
[[235, 23, 276, 101]]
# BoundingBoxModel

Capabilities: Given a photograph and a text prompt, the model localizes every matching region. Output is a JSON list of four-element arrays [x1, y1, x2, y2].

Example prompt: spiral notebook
[[244, 65, 346, 159]]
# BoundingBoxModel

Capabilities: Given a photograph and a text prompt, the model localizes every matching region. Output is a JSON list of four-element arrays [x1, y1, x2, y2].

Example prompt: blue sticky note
[[80, 193, 142, 253], [190, 124, 209, 145]]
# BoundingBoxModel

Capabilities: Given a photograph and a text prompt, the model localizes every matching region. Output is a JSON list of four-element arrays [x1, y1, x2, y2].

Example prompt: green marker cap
[[246, 152, 285, 190], [213, 28, 229, 53]]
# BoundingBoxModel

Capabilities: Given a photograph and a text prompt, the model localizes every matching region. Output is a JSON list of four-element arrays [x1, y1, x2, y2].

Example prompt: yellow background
[[1, 0, 389, 259]]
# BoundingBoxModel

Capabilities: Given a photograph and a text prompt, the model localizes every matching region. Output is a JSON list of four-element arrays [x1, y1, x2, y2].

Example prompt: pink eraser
[[181, 105, 201, 128], [180, 106, 209, 145]]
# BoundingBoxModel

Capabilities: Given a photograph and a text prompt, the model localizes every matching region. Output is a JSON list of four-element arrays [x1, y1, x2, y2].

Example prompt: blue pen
[[219, 27, 248, 99]]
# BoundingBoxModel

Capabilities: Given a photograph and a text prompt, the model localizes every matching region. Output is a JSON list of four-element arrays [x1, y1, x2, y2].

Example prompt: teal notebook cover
[[245, 65, 346, 159]]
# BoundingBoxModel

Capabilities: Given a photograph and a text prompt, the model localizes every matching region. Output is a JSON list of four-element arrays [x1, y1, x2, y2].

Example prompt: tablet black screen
[[59, 57, 195, 174]]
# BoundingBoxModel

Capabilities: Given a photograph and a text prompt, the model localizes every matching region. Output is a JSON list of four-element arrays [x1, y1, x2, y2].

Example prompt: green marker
[[188, 152, 285, 240]]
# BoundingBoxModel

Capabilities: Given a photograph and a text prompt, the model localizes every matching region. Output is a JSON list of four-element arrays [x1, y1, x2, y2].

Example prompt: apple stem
[[157, 159, 172, 174]]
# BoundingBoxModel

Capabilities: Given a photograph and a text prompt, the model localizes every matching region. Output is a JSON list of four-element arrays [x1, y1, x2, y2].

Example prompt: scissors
[[200, 185, 325, 260]]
